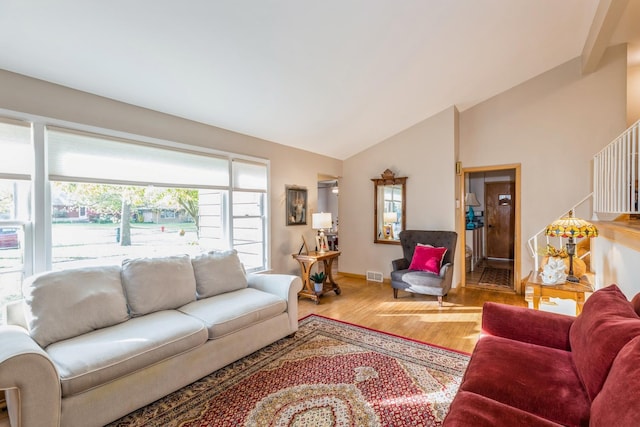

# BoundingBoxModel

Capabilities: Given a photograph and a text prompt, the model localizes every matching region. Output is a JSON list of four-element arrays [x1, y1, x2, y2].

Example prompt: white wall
[[341, 106, 458, 282], [460, 45, 628, 278], [628, 54, 640, 126], [592, 237, 640, 298], [0, 69, 342, 275]]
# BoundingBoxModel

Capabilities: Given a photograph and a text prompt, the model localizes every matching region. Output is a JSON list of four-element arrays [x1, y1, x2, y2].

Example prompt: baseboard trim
[[339, 271, 391, 284]]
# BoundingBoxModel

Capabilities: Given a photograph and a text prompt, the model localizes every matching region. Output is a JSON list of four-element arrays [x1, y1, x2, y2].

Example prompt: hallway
[[466, 258, 515, 293]]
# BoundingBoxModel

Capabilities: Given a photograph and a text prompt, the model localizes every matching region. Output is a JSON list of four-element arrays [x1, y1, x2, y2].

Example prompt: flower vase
[[314, 282, 323, 293]]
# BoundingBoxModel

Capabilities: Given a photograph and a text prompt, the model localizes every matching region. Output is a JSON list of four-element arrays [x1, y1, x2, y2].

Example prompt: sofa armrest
[[481, 302, 574, 350], [4, 301, 27, 329], [0, 325, 60, 427], [392, 258, 409, 271], [247, 274, 303, 332]]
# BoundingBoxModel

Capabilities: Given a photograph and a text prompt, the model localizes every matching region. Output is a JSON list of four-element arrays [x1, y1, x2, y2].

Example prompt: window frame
[[0, 110, 271, 279]]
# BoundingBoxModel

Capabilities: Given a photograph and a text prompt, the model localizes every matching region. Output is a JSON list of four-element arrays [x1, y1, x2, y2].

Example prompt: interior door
[[485, 181, 515, 259]]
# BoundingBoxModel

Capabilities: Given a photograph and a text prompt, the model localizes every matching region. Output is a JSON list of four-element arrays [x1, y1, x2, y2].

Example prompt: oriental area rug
[[108, 315, 469, 427]]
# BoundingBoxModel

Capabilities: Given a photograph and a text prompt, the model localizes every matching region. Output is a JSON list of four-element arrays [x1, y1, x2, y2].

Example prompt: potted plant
[[310, 272, 325, 293]]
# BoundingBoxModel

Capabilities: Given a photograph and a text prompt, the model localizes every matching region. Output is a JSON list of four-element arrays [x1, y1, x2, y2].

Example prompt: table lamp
[[312, 212, 332, 253], [465, 193, 480, 229], [544, 210, 598, 282], [383, 211, 398, 239]]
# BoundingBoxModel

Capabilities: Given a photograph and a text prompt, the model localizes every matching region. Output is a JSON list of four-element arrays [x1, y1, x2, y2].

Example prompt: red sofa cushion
[[569, 284, 640, 401], [459, 335, 590, 427], [444, 390, 563, 427], [482, 301, 573, 350], [590, 335, 640, 427]]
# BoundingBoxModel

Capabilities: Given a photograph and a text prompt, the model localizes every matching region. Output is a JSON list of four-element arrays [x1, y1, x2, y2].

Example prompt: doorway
[[461, 165, 521, 293], [317, 177, 340, 273], [485, 181, 515, 259]]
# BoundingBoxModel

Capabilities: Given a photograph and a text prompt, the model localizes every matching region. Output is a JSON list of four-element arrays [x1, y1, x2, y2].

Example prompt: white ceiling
[[0, 1, 637, 160]]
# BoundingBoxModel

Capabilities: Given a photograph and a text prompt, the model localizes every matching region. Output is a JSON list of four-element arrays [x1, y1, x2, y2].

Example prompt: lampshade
[[312, 212, 332, 230], [465, 193, 480, 207], [544, 211, 598, 238], [383, 211, 398, 224], [331, 182, 339, 194]]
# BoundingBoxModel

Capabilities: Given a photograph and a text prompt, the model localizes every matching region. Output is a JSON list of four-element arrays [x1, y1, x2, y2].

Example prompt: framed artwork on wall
[[286, 186, 307, 226]]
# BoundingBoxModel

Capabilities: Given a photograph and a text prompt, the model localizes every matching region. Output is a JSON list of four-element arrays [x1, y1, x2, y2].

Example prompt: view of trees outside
[[0, 182, 205, 323], [50, 182, 204, 269]]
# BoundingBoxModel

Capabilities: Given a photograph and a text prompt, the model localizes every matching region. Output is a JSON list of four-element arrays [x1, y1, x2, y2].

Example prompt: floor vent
[[366, 271, 384, 282]]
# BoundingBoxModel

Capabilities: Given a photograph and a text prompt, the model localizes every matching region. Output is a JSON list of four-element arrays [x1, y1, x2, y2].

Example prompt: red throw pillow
[[591, 335, 640, 426], [569, 284, 640, 400], [408, 245, 447, 274]]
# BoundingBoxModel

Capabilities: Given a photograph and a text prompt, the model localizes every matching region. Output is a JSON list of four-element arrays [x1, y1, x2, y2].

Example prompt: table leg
[[576, 292, 585, 316], [531, 286, 541, 311], [323, 258, 341, 295], [296, 259, 321, 304]]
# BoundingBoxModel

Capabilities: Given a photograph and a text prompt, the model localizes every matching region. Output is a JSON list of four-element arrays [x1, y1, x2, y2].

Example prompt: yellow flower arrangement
[[540, 244, 568, 258], [539, 244, 586, 277]]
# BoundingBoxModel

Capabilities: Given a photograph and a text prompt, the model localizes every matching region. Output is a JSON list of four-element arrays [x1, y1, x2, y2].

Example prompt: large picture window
[[0, 118, 270, 323], [47, 127, 268, 272]]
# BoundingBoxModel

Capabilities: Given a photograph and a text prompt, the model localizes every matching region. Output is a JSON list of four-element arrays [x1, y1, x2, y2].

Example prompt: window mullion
[[32, 121, 50, 274]]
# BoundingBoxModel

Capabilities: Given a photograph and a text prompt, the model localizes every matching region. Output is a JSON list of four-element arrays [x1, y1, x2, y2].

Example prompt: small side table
[[292, 250, 342, 304], [525, 273, 593, 316]]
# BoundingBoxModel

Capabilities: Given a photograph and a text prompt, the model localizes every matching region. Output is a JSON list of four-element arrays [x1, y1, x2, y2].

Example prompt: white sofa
[[0, 251, 302, 427]]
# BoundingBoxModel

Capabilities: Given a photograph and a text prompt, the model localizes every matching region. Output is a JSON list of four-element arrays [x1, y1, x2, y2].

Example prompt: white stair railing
[[594, 119, 640, 218], [527, 194, 594, 274], [527, 120, 640, 277]]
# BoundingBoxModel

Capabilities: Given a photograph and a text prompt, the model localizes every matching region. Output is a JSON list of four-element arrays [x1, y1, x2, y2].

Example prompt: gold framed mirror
[[372, 169, 407, 244]]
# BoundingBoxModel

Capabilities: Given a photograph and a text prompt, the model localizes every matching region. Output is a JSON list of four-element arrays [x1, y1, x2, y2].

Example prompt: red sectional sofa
[[443, 284, 640, 426]]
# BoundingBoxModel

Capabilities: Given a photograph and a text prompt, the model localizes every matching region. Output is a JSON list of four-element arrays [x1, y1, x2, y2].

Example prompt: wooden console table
[[292, 250, 341, 304], [525, 273, 593, 316]]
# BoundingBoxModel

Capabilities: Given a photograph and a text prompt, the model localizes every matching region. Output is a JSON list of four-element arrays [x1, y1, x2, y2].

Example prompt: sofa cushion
[[46, 310, 207, 397], [390, 269, 445, 295], [444, 391, 563, 427], [23, 266, 129, 348], [179, 288, 286, 339], [590, 335, 640, 427], [460, 335, 590, 427], [121, 255, 197, 316], [191, 250, 247, 298], [481, 302, 573, 350], [569, 284, 640, 401]]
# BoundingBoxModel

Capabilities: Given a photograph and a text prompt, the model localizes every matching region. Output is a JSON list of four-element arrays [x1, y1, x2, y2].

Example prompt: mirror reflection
[[372, 169, 406, 244]]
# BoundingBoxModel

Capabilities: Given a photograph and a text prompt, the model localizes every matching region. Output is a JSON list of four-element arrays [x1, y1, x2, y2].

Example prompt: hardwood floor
[[298, 274, 527, 354]]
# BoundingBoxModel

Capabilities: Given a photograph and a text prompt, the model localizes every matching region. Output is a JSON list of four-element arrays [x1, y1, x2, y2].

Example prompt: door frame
[[459, 163, 522, 294]]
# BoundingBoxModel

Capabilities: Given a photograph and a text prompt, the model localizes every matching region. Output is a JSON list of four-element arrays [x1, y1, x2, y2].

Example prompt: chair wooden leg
[[438, 295, 443, 306], [393, 288, 398, 299]]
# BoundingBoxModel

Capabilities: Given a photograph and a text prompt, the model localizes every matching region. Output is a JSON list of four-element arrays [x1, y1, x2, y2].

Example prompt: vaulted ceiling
[[1, 1, 639, 159]]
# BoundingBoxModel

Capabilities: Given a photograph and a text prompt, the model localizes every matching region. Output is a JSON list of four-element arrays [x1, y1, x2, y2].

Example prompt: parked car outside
[[0, 228, 19, 249]]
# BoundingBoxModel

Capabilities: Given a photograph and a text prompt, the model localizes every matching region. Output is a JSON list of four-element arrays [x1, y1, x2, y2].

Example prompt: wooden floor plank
[[298, 274, 527, 354]]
